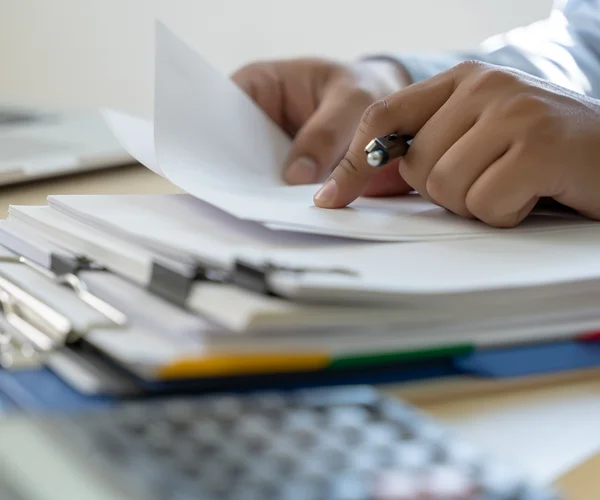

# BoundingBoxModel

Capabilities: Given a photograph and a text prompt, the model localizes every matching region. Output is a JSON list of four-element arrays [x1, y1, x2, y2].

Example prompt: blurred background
[[0, 0, 552, 117]]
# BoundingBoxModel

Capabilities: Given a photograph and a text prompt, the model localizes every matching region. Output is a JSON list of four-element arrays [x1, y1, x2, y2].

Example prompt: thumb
[[284, 86, 373, 185], [313, 68, 458, 208]]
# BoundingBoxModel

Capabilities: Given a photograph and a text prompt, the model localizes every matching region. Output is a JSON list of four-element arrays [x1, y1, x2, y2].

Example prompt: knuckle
[[464, 189, 490, 222], [502, 93, 549, 117], [465, 191, 519, 228], [455, 59, 490, 75], [337, 150, 362, 176], [425, 167, 450, 202], [453, 60, 494, 84], [426, 167, 472, 218], [467, 67, 517, 94], [502, 94, 564, 143]]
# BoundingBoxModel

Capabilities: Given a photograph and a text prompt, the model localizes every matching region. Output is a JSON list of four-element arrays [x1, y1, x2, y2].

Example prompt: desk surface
[[1, 164, 599, 498]]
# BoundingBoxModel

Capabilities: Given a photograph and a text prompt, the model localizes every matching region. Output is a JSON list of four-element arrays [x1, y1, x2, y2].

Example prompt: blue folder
[[2, 338, 600, 414]]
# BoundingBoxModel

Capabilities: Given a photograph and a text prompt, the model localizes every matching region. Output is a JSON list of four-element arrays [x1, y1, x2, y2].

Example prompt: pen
[[364, 133, 412, 167]]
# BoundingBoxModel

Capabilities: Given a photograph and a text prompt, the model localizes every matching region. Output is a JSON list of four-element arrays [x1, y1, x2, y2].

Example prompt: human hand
[[313, 61, 600, 227], [232, 57, 412, 196]]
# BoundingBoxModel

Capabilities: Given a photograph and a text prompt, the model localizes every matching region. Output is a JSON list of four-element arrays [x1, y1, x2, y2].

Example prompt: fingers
[[415, 117, 511, 217], [399, 89, 479, 205], [314, 68, 458, 208], [231, 63, 286, 131], [285, 87, 372, 185], [232, 60, 373, 186], [465, 146, 542, 227]]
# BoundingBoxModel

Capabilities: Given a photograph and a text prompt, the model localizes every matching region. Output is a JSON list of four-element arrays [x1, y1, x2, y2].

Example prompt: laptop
[[0, 105, 133, 186]]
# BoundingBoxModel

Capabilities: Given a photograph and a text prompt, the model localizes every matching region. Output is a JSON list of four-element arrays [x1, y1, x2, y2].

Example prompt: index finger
[[313, 67, 459, 208]]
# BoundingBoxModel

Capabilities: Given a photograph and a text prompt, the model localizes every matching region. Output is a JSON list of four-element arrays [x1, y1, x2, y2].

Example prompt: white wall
[[0, 0, 552, 116]]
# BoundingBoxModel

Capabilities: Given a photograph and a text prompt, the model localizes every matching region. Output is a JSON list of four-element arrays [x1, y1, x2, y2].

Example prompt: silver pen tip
[[367, 150, 384, 167]]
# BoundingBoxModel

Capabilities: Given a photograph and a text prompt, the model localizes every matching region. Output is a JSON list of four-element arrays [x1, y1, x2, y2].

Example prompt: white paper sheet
[[104, 22, 600, 241], [102, 109, 164, 176], [47, 194, 600, 300]]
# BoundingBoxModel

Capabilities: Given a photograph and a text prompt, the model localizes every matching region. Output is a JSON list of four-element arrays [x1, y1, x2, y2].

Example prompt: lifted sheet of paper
[[103, 23, 597, 241]]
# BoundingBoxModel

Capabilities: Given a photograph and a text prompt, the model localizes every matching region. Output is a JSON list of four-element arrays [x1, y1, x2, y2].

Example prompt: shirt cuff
[[392, 52, 475, 83]]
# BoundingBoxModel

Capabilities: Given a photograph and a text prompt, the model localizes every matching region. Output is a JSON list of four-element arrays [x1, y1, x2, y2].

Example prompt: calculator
[[0, 387, 560, 500]]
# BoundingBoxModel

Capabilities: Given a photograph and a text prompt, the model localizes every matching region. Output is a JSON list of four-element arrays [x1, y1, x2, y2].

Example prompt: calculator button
[[229, 473, 279, 500], [292, 386, 379, 408], [195, 463, 231, 495], [420, 465, 477, 498], [208, 395, 243, 421], [372, 470, 420, 500], [326, 406, 371, 428], [174, 445, 202, 477], [280, 479, 326, 500], [477, 462, 526, 497], [144, 421, 175, 455], [329, 473, 372, 500], [162, 400, 197, 429], [395, 440, 437, 470], [252, 393, 288, 413], [263, 444, 300, 476], [443, 439, 482, 470], [350, 450, 383, 476], [281, 410, 320, 449], [375, 401, 421, 437], [416, 419, 453, 444], [283, 408, 323, 430], [189, 419, 223, 454], [362, 422, 399, 447], [316, 443, 349, 472], [90, 429, 131, 463], [235, 414, 272, 449], [117, 406, 150, 434]]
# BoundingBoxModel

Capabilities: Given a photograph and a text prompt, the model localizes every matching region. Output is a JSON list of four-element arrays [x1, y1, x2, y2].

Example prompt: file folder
[[0, 235, 596, 413]]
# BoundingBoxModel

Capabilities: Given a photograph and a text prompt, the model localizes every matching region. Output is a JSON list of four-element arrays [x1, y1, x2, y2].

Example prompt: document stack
[[1, 23, 600, 399]]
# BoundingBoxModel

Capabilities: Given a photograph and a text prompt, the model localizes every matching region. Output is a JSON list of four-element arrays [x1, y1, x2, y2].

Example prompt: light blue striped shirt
[[398, 0, 600, 97]]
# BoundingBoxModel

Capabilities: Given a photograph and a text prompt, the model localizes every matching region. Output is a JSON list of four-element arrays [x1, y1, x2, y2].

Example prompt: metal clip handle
[[0, 256, 129, 371], [0, 335, 41, 370], [56, 274, 127, 328], [0, 292, 44, 369], [21, 255, 127, 330], [0, 274, 71, 350]]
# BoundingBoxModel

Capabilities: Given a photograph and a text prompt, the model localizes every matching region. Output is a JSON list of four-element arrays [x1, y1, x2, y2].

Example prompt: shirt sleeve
[[395, 0, 600, 98]]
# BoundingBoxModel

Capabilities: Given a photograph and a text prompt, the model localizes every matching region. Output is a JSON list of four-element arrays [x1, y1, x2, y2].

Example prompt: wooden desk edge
[[555, 452, 600, 499], [385, 367, 600, 406]]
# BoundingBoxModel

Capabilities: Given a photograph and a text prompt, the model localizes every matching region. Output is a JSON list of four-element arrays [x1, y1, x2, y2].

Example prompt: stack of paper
[[4, 22, 600, 383]]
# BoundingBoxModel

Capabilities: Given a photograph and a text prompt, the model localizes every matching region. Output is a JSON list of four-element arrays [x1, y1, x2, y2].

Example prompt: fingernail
[[314, 178, 338, 206], [285, 156, 318, 184]]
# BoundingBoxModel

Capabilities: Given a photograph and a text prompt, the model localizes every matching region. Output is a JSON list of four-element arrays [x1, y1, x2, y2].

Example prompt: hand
[[313, 61, 600, 227], [232, 57, 412, 195]]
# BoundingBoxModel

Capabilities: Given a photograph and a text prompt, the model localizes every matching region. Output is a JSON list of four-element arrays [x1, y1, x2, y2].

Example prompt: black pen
[[364, 133, 412, 167]]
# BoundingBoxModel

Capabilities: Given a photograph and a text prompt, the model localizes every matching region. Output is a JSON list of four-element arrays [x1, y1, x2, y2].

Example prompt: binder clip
[[0, 252, 127, 371]]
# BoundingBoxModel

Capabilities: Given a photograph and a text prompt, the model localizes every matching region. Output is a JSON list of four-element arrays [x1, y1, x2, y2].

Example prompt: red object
[[578, 330, 600, 342]]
